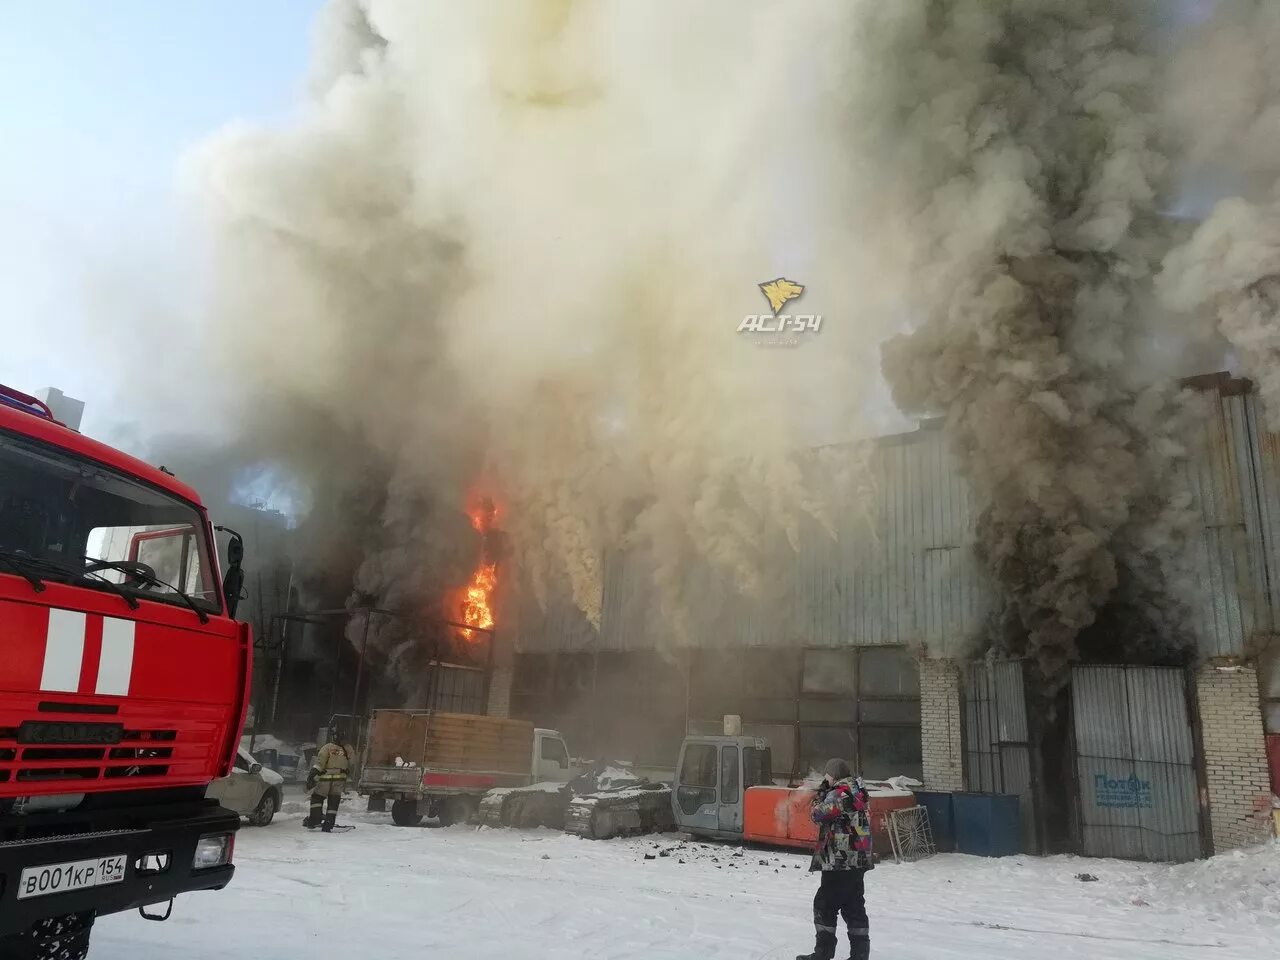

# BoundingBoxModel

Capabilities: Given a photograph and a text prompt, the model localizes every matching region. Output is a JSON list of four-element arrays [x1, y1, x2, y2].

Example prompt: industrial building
[[487, 373, 1280, 861]]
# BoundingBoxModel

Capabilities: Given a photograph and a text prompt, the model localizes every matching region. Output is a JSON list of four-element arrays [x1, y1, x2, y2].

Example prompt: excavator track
[[563, 785, 674, 840], [478, 763, 674, 840], [480, 785, 571, 829]]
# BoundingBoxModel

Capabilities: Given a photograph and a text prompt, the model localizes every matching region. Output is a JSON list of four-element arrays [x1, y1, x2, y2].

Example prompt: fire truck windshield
[[0, 428, 221, 614]]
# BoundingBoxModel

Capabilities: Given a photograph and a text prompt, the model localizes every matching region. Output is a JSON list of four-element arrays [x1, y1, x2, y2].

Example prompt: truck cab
[[532, 728, 574, 784], [0, 384, 251, 955], [672, 735, 773, 840]]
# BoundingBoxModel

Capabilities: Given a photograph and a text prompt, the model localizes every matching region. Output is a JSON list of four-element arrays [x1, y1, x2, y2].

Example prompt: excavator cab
[[671, 735, 772, 840]]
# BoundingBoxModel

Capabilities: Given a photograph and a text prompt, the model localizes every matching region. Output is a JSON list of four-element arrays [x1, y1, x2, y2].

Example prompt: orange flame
[[460, 562, 497, 638], [459, 496, 498, 641]]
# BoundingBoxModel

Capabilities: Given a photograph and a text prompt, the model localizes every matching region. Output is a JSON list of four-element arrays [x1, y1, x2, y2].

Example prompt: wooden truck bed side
[[365, 709, 534, 776]]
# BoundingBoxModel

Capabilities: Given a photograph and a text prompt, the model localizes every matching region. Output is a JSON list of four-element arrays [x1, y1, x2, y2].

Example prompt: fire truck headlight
[[192, 833, 234, 870]]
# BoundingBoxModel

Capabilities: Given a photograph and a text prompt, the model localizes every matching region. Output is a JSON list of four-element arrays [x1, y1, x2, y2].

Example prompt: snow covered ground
[[92, 804, 1278, 960]]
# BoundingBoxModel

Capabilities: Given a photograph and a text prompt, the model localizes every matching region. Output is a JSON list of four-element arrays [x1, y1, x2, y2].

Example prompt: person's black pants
[[813, 870, 868, 955], [309, 793, 341, 813], [308, 791, 342, 827]]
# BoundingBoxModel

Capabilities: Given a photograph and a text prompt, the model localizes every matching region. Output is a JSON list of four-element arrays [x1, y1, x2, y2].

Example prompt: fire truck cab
[[0, 385, 252, 958]]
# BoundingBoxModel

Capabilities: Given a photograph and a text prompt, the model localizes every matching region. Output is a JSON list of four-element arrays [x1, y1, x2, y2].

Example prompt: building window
[[430, 665, 487, 714], [803, 649, 856, 696], [510, 653, 554, 723], [798, 726, 859, 777], [798, 647, 921, 779], [859, 725, 923, 781], [689, 646, 922, 782], [853, 646, 922, 781], [511, 650, 686, 767]]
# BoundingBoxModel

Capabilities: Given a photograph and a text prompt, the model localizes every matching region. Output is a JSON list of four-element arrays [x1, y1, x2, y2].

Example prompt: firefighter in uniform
[[304, 727, 352, 833]]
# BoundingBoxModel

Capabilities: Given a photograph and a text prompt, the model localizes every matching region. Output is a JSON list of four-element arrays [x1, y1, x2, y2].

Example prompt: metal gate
[[963, 661, 1039, 853], [1071, 666, 1203, 862]]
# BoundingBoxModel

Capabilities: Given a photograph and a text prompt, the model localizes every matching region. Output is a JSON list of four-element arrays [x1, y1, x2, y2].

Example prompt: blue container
[[914, 791, 956, 853], [952, 792, 1020, 857]]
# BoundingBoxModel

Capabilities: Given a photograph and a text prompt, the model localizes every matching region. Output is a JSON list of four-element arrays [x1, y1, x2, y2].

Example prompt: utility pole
[[351, 607, 372, 719]]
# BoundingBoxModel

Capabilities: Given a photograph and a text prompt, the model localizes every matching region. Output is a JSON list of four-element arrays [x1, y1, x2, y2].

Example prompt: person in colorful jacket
[[304, 727, 353, 833], [796, 758, 873, 960]]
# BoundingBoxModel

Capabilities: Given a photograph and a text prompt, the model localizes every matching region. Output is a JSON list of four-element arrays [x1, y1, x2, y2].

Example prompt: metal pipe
[[270, 619, 287, 724], [272, 606, 493, 635]]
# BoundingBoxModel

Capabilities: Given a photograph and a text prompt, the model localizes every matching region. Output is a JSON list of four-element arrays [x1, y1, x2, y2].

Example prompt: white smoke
[[1158, 0, 1280, 428], [179, 0, 893, 657]]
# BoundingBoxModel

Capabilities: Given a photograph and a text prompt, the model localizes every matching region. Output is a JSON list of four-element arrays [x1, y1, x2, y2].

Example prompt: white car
[[207, 747, 285, 826]]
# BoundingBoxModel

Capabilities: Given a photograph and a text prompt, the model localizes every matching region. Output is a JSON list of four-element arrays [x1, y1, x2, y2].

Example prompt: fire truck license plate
[[17, 855, 127, 900]]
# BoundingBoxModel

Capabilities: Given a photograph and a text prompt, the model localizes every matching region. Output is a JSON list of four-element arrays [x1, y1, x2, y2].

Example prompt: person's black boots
[[795, 931, 837, 960], [321, 812, 336, 833], [303, 802, 323, 829], [849, 937, 870, 960]]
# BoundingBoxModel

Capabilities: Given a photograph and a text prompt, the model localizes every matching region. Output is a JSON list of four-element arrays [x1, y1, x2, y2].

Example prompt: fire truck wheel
[[391, 799, 423, 827], [250, 789, 279, 826], [1, 911, 94, 960]]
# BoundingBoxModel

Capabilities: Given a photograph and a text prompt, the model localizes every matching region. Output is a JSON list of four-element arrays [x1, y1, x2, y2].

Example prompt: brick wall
[[920, 658, 963, 792], [486, 633, 514, 719], [1195, 664, 1274, 852]]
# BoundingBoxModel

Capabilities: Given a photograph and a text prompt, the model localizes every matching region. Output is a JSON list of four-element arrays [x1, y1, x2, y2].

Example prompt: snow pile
[[485, 781, 569, 800], [570, 785, 667, 808], [1133, 841, 1279, 924], [567, 759, 651, 795], [593, 765, 641, 791], [795, 772, 922, 798], [866, 777, 922, 798]]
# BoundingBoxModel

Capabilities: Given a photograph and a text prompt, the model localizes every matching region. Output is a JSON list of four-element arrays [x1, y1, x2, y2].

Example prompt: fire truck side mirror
[[217, 527, 246, 619]]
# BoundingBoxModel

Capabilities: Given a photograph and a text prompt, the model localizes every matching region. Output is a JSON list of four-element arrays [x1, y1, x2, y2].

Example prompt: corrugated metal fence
[[963, 661, 1039, 854], [1071, 665, 1202, 863]]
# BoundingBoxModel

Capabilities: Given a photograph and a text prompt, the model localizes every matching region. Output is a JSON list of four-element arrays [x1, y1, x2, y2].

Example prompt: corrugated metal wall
[[1071, 665, 1202, 862], [963, 661, 1039, 853], [518, 375, 1280, 661], [512, 579, 599, 653], [1183, 378, 1280, 658], [585, 421, 990, 653]]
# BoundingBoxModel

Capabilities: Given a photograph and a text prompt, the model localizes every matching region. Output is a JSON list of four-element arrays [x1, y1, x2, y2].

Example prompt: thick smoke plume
[[133, 0, 1272, 697], [869, 1, 1201, 685], [176, 0, 891, 678]]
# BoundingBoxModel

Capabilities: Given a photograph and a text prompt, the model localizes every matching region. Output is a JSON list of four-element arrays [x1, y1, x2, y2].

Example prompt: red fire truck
[[0, 385, 252, 958]]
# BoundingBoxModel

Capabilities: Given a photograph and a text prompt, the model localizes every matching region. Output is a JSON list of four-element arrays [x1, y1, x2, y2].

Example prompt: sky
[[0, 0, 322, 440]]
